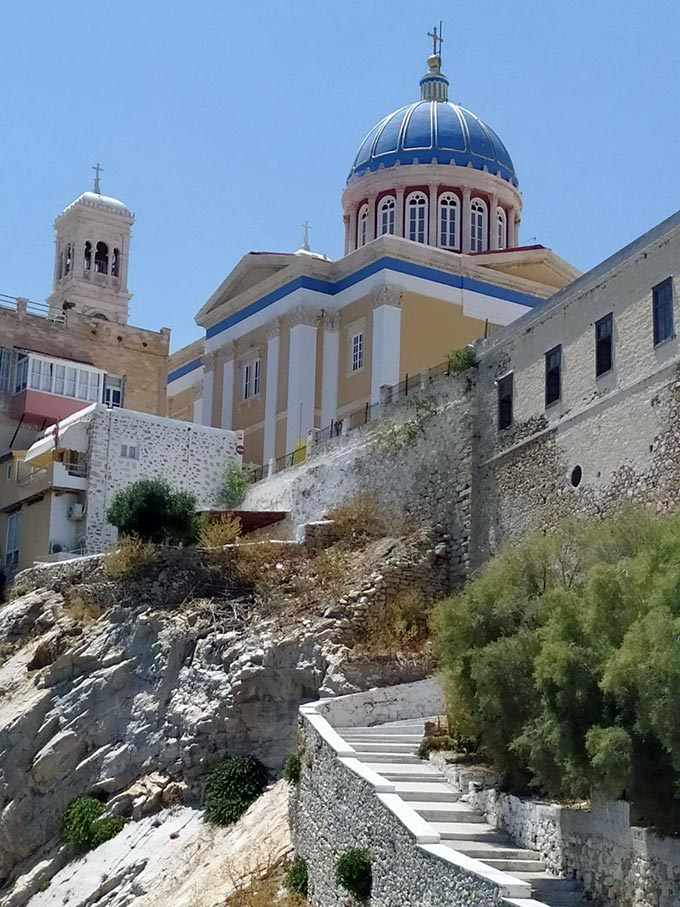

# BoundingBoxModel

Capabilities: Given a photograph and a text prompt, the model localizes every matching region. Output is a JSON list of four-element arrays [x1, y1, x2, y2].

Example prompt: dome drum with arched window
[[342, 52, 522, 256]]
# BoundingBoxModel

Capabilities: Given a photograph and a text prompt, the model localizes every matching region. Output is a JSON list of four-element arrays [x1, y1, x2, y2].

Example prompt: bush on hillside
[[434, 508, 680, 830], [446, 345, 477, 374], [203, 755, 269, 826], [335, 849, 371, 899], [107, 478, 200, 545], [285, 856, 309, 897], [283, 753, 301, 785], [62, 796, 125, 852], [198, 513, 242, 548], [326, 494, 386, 545], [105, 535, 158, 579], [218, 463, 253, 508], [356, 588, 430, 656]]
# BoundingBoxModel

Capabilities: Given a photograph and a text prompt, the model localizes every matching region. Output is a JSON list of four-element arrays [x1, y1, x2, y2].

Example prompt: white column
[[367, 195, 377, 242], [263, 321, 280, 463], [395, 186, 405, 237], [220, 342, 236, 430], [343, 214, 350, 255], [462, 187, 472, 253], [370, 286, 403, 404], [286, 306, 319, 452], [489, 194, 499, 251], [192, 382, 203, 424], [428, 184, 438, 247], [348, 204, 357, 251], [201, 353, 215, 426], [320, 315, 340, 430]]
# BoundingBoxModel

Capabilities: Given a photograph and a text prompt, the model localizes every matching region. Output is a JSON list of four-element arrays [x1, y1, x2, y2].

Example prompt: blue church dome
[[348, 56, 518, 187]]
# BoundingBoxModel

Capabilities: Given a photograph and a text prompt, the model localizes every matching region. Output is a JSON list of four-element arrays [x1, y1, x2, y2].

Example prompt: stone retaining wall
[[435, 757, 680, 907]]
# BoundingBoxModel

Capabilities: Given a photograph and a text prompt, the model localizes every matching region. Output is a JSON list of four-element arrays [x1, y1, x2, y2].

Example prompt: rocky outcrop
[[0, 535, 439, 898]]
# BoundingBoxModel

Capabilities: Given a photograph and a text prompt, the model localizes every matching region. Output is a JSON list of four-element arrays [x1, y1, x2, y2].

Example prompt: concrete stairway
[[340, 720, 587, 907]]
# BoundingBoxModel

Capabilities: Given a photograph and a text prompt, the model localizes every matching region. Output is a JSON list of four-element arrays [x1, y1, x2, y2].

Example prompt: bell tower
[[47, 165, 134, 324]]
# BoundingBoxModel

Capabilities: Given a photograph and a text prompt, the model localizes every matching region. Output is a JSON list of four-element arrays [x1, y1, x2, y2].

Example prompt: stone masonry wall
[[435, 758, 680, 907], [294, 718, 503, 907], [245, 376, 474, 587], [84, 405, 242, 550]]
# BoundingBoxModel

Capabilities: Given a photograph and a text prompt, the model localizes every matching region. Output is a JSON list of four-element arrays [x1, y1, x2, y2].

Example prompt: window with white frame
[[242, 357, 261, 400], [406, 192, 428, 243], [104, 376, 123, 408], [439, 193, 460, 249], [378, 196, 396, 236], [351, 330, 364, 372], [470, 198, 488, 252], [120, 443, 140, 460], [14, 354, 102, 402], [357, 203, 369, 248], [5, 511, 20, 570], [497, 208, 507, 250]]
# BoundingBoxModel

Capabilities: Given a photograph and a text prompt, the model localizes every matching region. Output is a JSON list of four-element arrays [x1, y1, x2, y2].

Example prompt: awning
[[24, 418, 90, 466]]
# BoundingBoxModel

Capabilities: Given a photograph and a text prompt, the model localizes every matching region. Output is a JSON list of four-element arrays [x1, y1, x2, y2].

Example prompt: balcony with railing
[[0, 457, 88, 510], [0, 293, 65, 323]]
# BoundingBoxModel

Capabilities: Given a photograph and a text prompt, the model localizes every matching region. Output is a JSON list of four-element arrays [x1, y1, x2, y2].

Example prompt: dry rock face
[[0, 536, 437, 899]]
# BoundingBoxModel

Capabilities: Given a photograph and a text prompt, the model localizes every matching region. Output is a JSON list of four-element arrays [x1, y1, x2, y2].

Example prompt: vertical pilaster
[[286, 306, 319, 452], [220, 342, 236, 430], [395, 186, 405, 237], [370, 286, 403, 404], [263, 320, 280, 463], [367, 195, 377, 242], [192, 381, 203, 424], [343, 214, 350, 256], [462, 187, 472, 253], [321, 314, 340, 429], [428, 184, 439, 247], [489, 194, 499, 251], [201, 353, 215, 426], [349, 204, 358, 252]]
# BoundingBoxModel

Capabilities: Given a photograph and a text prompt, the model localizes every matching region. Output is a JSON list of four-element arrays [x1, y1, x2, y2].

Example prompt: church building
[[167, 40, 579, 466]]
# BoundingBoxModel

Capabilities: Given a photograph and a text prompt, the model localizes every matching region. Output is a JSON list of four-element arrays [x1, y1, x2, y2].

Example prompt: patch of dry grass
[[105, 536, 158, 580], [199, 515, 242, 549], [222, 855, 305, 907], [325, 494, 387, 546], [356, 588, 431, 656]]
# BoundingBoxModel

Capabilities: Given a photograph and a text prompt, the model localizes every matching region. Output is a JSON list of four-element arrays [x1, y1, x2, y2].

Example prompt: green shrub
[[218, 463, 253, 508], [418, 733, 479, 760], [283, 753, 301, 785], [62, 797, 104, 851], [107, 478, 200, 545], [62, 797, 125, 852], [446, 345, 477, 374], [335, 849, 371, 899], [285, 856, 308, 897], [203, 755, 269, 826], [434, 508, 680, 829], [90, 815, 127, 848]]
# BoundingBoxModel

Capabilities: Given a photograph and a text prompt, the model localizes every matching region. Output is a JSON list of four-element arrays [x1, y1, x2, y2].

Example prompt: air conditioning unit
[[67, 503, 85, 521], [49, 542, 63, 554]]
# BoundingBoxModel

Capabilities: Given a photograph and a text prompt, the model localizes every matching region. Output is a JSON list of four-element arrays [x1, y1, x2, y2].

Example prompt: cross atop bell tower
[[92, 162, 104, 194]]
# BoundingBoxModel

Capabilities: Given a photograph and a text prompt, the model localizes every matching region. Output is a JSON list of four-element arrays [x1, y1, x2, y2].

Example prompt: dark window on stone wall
[[498, 373, 513, 430], [595, 313, 613, 376], [653, 277, 674, 346], [545, 345, 561, 407]]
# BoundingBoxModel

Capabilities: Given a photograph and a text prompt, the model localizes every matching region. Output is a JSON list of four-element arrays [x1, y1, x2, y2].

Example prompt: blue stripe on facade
[[203, 256, 543, 341], [168, 357, 202, 384]]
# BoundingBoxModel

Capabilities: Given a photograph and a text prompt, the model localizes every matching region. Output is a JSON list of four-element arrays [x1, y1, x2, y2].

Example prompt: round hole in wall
[[142, 341, 148, 348], [570, 465, 583, 488]]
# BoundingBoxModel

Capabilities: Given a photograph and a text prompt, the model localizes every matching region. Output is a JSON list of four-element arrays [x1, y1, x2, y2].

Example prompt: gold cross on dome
[[428, 22, 444, 56], [92, 162, 104, 194]]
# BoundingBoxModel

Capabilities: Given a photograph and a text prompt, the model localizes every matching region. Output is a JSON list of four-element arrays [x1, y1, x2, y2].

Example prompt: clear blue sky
[[2, 1, 679, 351]]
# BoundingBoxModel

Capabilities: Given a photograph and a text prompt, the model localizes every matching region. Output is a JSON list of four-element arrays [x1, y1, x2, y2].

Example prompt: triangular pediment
[[195, 252, 298, 325]]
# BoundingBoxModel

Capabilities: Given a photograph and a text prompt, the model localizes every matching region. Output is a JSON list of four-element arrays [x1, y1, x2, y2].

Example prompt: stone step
[[341, 734, 423, 744], [363, 762, 440, 777], [484, 858, 547, 873], [340, 725, 425, 735], [515, 875, 586, 907], [346, 741, 421, 751], [354, 752, 421, 764], [394, 782, 459, 802], [449, 843, 540, 861], [411, 805, 489, 823]]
